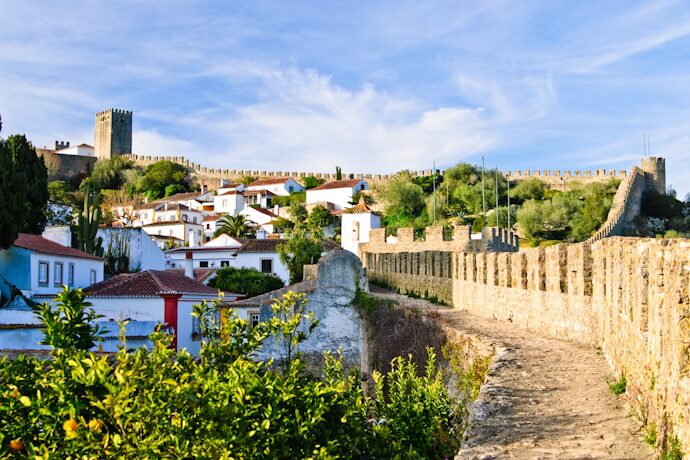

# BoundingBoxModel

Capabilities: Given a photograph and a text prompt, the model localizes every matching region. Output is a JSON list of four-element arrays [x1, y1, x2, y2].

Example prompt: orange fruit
[[87, 419, 103, 431], [63, 419, 78, 433], [9, 439, 24, 453]]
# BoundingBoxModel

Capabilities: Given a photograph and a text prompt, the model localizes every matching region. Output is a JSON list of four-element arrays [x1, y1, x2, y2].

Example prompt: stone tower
[[641, 156, 666, 195], [94, 108, 132, 160]]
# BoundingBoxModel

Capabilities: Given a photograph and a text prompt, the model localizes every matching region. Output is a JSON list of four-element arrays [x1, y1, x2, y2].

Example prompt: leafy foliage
[[209, 267, 284, 297], [289, 202, 308, 224], [0, 288, 465, 458], [307, 204, 333, 229], [86, 157, 138, 191], [214, 214, 255, 238], [135, 160, 194, 201], [302, 176, 325, 189], [47, 180, 79, 206], [277, 226, 323, 283], [0, 135, 49, 248]]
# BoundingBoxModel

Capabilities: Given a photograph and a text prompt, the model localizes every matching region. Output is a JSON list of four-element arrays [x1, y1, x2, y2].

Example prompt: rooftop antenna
[[481, 156, 486, 229]]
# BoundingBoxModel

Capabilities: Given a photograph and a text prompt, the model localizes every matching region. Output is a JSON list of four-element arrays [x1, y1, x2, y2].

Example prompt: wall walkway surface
[[360, 237, 690, 453]]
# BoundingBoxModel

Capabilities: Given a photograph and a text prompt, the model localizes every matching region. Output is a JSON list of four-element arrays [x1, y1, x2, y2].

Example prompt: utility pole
[[432, 161, 437, 225], [495, 166, 499, 228], [481, 156, 486, 229], [507, 178, 511, 229]]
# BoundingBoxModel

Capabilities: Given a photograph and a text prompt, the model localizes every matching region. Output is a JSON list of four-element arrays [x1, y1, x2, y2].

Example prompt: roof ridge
[[147, 270, 171, 293]]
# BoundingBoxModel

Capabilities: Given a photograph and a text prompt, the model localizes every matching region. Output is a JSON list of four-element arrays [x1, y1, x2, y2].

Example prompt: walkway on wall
[[370, 289, 655, 460]]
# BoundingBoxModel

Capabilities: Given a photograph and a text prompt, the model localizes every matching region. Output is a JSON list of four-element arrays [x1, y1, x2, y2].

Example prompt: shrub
[[608, 373, 627, 395], [0, 287, 466, 458], [209, 267, 284, 297]]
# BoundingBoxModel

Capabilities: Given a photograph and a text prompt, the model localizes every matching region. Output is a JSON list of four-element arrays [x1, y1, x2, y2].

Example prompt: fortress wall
[[359, 236, 690, 451], [122, 153, 633, 190], [37, 150, 96, 182]]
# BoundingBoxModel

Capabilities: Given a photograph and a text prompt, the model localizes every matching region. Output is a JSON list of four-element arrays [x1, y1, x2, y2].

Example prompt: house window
[[289, 185, 294, 193], [220, 260, 230, 267], [199, 261, 209, 268], [89, 269, 97, 285], [193, 216, 197, 223], [68, 263, 75, 287], [38, 261, 49, 286], [198, 230, 202, 237], [206, 224, 210, 230], [169, 215, 175, 222], [250, 312, 261, 328], [260, 259, 273, 274], [54, 262, 64, 287], [182, 215, 188, 222]]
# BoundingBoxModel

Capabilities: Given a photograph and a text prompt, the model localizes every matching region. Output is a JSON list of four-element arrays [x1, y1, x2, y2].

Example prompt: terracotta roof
[[166, 246, 239, 253], [85, 270, 219, 297], [218, 190, 241, 196], [242, 189, 275, 196], [203, 214, 220, 222], [250, 207, 278, 218], [13, 234, 103, 260], [143, 221, 202, 227], [154, 203, 195, 212], [238, 238, 339, 253], [309, 179, 364, 191], [153, 192, 204, 203], [169, 268, 218, 284], [248, 178, 292, 187], [346, 197, 374, 214]]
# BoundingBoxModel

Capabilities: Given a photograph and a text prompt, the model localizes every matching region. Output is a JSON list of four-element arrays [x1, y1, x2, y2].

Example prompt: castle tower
[[641, 156, 666, 195], [94, 109, 132, 160]]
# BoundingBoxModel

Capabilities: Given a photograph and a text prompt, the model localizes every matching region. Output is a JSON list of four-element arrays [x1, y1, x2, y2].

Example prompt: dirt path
[[370, 289, 655, 460]]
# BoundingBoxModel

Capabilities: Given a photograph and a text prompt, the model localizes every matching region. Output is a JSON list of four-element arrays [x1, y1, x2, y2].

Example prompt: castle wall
[[37, 150, 96, 182], [95, 109, 132, 160], [359, 237, 690, 452], [121, 153, 639, 191]]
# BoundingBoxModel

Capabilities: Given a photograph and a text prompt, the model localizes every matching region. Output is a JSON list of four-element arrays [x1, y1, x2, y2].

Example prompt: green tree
[[412, 173, 443, 194], [239, 175, 256, 186], [511, 178, 546, 203], [136, 160, 194, 200], [307, 205, 333, 229], [36, 287, 103, 352], [0, 135, 49, 248], [214, 214, 255, 238], [382, 175, 426, 218], [277, 227, 323, 283], [88, 156, 137, 191], [302, 176, 325, 189], [209, 267, 284, 296], [47, 181, 78, 206], [289, 202, 308, 224], [335, 166, 343, 180]]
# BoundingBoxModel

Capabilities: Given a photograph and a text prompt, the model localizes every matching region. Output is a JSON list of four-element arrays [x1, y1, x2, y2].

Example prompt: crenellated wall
[[121, 153, 654, 191], [359, 237, 690, 453]]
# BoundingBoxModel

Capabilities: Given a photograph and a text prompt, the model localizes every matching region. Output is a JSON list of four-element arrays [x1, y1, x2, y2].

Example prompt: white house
[[242, 190, 274, 209], [56, 143, 95, 156], [166, 246, 239, 270], [214, 190, 244, 215], [306, 179, 368, 210], [97, 228, 166, 272], [246, 178, 304, 196], [340, 199, 381, 255], [142, 221, 203, 248], [84, 270, 239, 355], [202, 214, 222, 242], [0, 233, 104, 301]]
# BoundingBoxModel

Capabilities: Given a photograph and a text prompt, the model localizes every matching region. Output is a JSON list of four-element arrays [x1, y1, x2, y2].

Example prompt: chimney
[[184, 251, 194, 278]]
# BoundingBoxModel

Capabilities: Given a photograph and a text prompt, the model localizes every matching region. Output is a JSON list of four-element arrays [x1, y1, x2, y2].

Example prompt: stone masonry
[[359, 237, 690, 453]]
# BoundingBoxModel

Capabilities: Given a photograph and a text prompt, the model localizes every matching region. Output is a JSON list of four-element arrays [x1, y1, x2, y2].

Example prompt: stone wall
[[359, 237, 690, 452], [37, 150, 96, 182]]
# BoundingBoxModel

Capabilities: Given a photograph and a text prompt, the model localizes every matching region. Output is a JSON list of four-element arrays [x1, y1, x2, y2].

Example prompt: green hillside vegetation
[[632, 189, 690, 238], [373, 163, 619, 245]]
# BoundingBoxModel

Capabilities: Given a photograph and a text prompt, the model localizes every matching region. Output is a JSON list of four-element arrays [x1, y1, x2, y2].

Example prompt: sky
[[2, 0, 690, 195]]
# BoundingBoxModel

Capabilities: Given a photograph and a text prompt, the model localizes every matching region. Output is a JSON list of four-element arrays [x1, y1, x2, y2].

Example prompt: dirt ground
[[370, 288, 655, 460]]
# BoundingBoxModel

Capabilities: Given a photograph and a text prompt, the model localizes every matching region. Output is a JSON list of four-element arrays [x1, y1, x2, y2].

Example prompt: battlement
[[504, 168, 627, 180], [54, 140, 70, 150], [363, 225, 519, 254], [96, 108, 133, 117]]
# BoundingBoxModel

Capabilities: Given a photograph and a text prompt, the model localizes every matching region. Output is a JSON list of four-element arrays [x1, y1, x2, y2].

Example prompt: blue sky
[[2, 0, 690, 195]]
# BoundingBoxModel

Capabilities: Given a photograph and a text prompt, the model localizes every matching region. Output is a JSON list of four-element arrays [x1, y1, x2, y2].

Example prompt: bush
[[209, 267, 284, 297], [0, 287, 466, 458]]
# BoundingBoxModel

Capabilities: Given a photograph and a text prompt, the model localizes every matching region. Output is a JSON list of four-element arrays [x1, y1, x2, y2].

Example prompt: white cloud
[[132, 130, 195, 157]]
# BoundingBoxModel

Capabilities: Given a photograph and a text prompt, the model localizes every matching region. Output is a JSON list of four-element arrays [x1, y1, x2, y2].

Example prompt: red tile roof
[[309, 179, 364, 191], [242, 189, 275, 196], [250, 207, 278, 218], [248, 178, 292, 187], [13, 234, 103, 260], [169, 268, 218, 284], [217, 190, 241, 196], [85, 270, 219, 297]]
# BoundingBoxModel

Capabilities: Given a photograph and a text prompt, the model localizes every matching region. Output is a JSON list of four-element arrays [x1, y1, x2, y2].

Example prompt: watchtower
[[641, 156, 666, 195], [94, 109, 132, 160]]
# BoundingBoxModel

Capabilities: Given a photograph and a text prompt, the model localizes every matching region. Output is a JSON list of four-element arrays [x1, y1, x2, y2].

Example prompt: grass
[[662, 437, 683, 460], [608, 373, 627, 395], [643, 424, 657, 447]]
